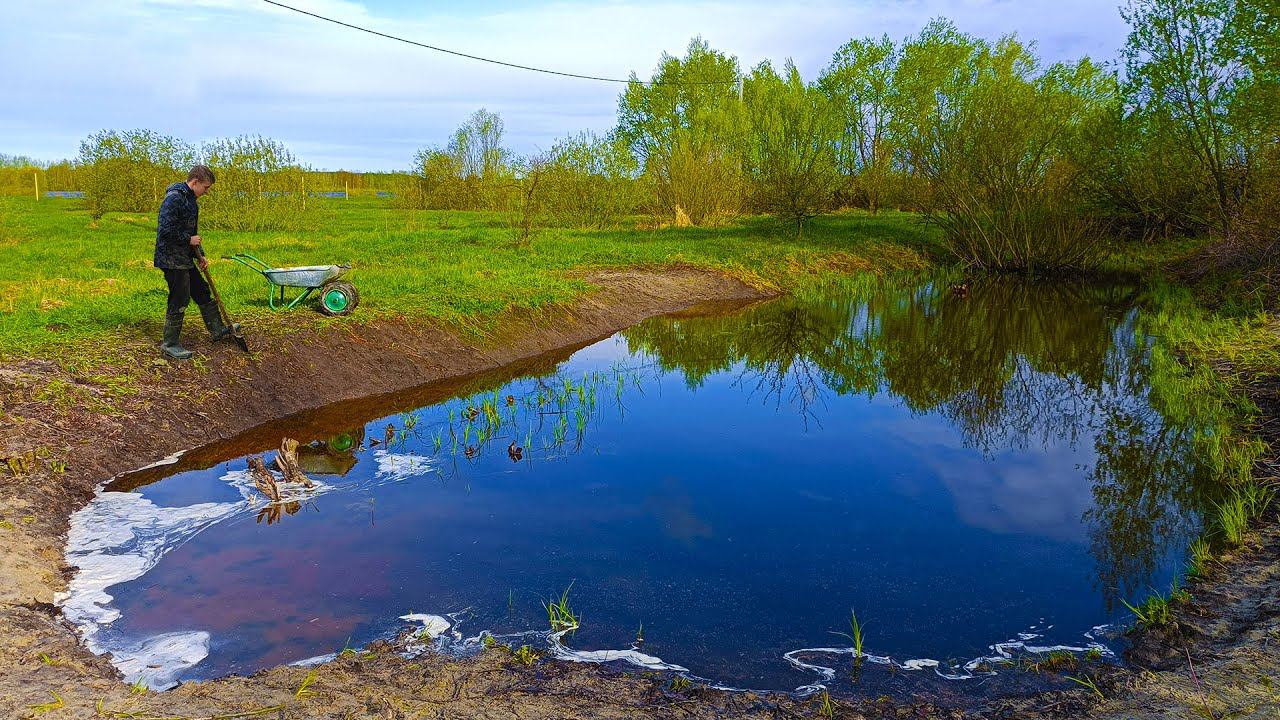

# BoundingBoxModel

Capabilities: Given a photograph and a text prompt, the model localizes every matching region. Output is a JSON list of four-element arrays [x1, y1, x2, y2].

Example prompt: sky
[[0, 0, 1131, 171]]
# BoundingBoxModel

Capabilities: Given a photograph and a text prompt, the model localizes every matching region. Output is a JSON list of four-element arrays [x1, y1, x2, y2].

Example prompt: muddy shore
[[1, 267, 1276, 719]]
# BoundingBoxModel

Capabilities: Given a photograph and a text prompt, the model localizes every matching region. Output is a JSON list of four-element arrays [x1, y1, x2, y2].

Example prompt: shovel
[[195, 245, 250, 353]]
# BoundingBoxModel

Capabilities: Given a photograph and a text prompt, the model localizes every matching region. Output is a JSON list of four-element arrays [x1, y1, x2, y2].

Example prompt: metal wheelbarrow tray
[[225, 252, 360, 316]]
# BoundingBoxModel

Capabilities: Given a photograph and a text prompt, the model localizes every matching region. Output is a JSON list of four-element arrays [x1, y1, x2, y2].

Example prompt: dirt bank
[[0, 266, 1276, 719]]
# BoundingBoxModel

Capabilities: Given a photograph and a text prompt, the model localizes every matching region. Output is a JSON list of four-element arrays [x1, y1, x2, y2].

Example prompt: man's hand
[[197, 255, 209, 271], [190, 234, 202, 247]]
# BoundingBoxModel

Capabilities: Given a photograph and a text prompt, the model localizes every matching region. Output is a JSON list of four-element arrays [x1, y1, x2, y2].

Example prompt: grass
[[0, 196, 939, 365], [511, 645, 539, 666], [1214, 481, 1275, 546], [1066, 673, 1106, 701], [26, 691, 64, 715], [831, 608, 866, 660], [294, 669, 319, 699], [1122, 587, 1179, 628], [544, 583, 581, 634]]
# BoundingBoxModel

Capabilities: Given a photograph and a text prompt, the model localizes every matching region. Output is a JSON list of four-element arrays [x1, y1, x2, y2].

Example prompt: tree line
[[5, 0, 1276, 271]]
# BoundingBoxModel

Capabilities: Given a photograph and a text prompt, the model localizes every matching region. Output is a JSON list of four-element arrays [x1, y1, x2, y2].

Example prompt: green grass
[[544, 583, 581, 634], [0, 196, 940, 363]]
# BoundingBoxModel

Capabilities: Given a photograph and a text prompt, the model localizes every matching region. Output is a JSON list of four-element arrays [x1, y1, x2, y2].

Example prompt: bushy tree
[[743, 60, 841, 235], [77, 129, 194, 218], [542, 131, 639, 228], [617, 38, 745, 225], [893, 23, 1115, 271], [198, 135, 313, 231], [818, 35, 898, 212]]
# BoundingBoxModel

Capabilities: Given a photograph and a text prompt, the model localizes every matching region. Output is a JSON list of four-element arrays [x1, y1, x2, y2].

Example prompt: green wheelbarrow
[[225, 253, 359, 316]]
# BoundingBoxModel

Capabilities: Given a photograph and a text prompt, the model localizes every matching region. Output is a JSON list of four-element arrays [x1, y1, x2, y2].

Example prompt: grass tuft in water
[[831, 608, 867, 661], [544, 582, 581, 634]]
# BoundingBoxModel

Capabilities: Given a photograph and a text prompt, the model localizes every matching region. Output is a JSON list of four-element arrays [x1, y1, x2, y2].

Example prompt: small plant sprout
[[669, 675, 693, 693], [295, 669, 319, 699], [544, 582, 581, 633], [130, 677, 148, 695], [1066, 673, 1105, 701], [512, 644, 538, 666], [832, 608, 866, 661], [818, 690, 836, 718], [482, 633, 499, 649], [26, 691, 64, 715]]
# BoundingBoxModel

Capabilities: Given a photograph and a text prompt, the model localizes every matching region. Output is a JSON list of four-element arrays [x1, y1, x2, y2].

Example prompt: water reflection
[[623, 278, 1210, 605], [72, 276, 1214, 694]]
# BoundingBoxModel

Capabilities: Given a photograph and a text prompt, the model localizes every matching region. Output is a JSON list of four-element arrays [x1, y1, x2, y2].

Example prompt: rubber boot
[[198, 301, 241, 342], [161, 311, 193, 360]]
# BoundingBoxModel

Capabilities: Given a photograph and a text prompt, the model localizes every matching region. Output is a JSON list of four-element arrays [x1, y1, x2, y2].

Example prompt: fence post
[[345, 182, 349, 200], [34, 171, 39, 201]]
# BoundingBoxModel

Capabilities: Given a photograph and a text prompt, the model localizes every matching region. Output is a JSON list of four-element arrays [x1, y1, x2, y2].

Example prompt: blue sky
[[1, 1, 1130, 171]]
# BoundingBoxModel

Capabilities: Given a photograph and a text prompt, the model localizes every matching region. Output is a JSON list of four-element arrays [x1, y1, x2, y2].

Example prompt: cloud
[[0, 0, 1129, 169]]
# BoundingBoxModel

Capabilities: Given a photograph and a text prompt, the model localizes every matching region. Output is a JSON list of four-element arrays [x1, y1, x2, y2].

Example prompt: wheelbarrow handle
[[225, 253, 273, 273]]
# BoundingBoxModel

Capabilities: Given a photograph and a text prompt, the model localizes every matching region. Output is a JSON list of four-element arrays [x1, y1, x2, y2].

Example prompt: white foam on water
[[552, 646, 689, 672], [781, 624, 1118, 689], [109, 631, 211, 690], [59, 466, 337, 689], [373, 451, 437, 483]]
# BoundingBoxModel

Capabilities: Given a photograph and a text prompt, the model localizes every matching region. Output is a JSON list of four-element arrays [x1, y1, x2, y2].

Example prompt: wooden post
[[34, 171, 39, 201], [345, 181, 349, 200]]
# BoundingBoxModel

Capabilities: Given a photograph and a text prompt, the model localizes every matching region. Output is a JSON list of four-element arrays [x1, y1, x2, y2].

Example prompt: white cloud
[[0, 0, 1128, 169]]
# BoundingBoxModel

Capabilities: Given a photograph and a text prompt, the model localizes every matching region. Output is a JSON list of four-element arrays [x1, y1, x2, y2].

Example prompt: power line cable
[[261, 0, 738, 86]]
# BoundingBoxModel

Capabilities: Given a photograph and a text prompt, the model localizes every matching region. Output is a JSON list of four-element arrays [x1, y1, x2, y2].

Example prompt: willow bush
[[77, 129, 194, 219], [893, 23, 1115, 271], [198, 135, 316, 231]]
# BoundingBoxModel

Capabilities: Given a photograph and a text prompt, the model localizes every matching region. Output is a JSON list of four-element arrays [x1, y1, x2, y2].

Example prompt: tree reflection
[[623, 277, 1215, 606]]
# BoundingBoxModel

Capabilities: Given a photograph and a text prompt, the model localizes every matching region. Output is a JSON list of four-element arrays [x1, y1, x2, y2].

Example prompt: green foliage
[[742, 60, 842, 235], [1122, 588, 1176, 628], [1213, 480, 1274, 545], [893, 22, 1115, 271], [818, 34, 898, 212], [77, 129, 195, 219], [542, 131, 640, 229], [199, 135, 316, 231], [617, 37, 745, 225], [544, 583, 581, 633], [511, 644, 539, 666], [1066, 673, 1106, 700]]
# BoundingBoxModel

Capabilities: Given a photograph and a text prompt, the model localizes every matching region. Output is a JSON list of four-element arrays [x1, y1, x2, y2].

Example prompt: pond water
[[62, 277, 1214, 698]]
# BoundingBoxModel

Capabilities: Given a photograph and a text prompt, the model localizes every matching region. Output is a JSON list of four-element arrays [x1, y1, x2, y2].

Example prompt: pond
[[61, 277, 1214, 698]]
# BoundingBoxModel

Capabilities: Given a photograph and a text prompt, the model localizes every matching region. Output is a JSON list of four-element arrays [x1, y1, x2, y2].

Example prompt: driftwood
[[247, 456, 281, 502], [274, 438, 313, 488]]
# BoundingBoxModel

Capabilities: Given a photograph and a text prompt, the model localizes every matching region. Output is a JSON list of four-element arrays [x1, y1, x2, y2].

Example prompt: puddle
[[61, 277, 1213, 698]]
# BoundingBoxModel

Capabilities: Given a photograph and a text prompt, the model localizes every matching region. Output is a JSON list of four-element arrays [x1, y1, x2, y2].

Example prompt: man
[[154, 165, 238, 360]]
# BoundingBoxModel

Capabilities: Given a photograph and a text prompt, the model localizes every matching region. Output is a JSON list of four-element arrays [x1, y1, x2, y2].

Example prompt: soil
[[0, 267, 1277, 719]]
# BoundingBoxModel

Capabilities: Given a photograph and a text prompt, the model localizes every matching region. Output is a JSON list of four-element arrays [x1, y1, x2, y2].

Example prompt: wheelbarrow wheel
[[319, 281, 359, 316]]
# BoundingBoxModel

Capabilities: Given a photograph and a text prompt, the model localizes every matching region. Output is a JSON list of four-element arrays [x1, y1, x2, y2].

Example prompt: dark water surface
[[77, 278, 1213, 696]]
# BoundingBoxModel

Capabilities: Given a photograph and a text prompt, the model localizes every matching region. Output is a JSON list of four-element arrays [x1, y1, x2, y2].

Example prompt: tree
[[1121, 0, 1251, 231], [892, 24, 1115, 271], [818, 35, 897, 212], [448, 108, 510, 180], [743, 60, 841, 235], [616, 38, 745, 225], [77, 129, 194, 218]]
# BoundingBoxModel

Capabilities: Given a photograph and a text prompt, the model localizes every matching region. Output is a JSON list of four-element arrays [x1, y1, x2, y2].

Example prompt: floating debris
[[274, 438, 313, 488], [247, 457, 280, 502]]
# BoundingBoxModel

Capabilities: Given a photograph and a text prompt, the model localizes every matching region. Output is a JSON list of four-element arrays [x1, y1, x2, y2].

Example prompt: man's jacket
[[154, 181, 198, 270]]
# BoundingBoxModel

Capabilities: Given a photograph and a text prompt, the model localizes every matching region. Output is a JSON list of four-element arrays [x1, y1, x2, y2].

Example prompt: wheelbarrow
[[225, 253, 359, 316]]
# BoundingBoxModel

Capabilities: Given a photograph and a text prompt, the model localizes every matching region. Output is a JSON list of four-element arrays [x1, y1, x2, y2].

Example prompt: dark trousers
[[163, 268, 212, 314]]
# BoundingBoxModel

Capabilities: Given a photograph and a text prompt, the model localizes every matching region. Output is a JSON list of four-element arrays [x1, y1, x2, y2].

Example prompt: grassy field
[[0, 196, 940, 360]]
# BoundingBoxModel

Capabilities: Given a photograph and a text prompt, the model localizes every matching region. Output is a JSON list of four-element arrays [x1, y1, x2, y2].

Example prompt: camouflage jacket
[[154, 181, 198, 270]]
